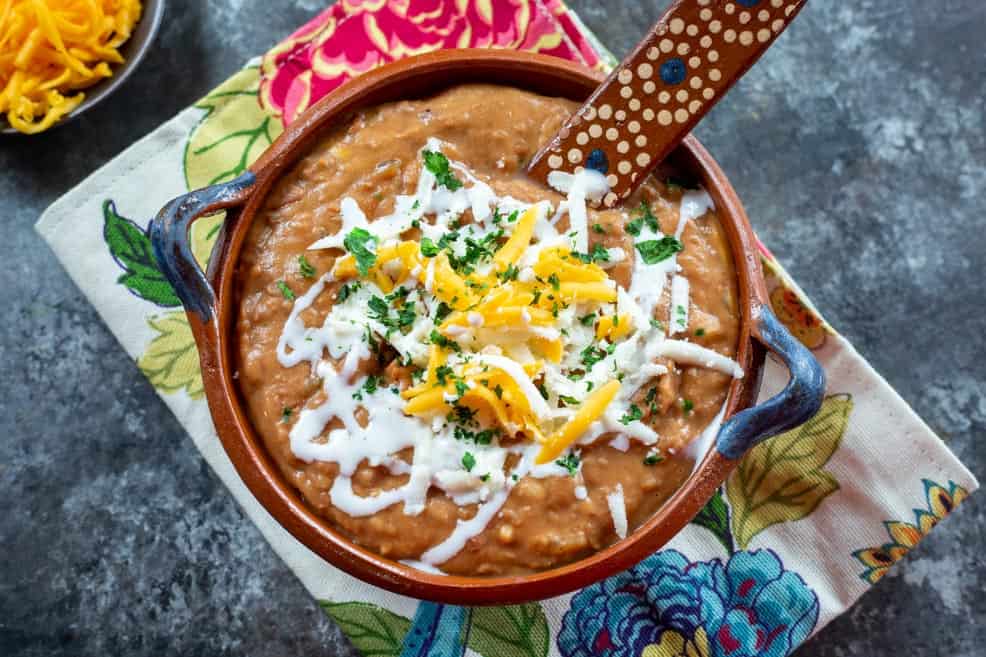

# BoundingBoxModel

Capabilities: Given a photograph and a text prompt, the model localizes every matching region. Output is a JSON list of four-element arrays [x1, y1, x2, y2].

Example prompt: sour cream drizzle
[[273, 141, 741, 568]]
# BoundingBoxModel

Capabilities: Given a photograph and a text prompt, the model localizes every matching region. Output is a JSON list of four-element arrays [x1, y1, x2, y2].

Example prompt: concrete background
[[2, 1, 983, 655]]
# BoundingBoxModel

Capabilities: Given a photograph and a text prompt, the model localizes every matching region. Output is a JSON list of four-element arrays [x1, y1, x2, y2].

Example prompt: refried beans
[[234, 84, 740, 576]]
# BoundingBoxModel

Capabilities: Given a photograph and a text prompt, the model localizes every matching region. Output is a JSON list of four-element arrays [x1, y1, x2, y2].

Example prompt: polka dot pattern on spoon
[[527, 0, 807, 207]]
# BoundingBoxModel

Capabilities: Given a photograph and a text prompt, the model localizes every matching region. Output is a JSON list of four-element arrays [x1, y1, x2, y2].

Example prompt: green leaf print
[[103, 200, 181, 308], [690, 488, 734, 554], [468, 604, 550, 657], [184, 66, 283, 191], [138, 311, 204, 399], [320, 601, 411, 657], [726, 394, 853, 549]]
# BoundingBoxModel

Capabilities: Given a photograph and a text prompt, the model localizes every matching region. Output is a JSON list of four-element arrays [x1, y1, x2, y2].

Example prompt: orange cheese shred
[[0, 0, 143, 134]]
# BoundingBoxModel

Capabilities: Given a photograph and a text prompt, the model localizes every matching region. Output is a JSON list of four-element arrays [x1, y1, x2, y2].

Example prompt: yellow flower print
[[853, 480, 969, 584], [770, 286, 827, 350], [642, 628, 709, 657]]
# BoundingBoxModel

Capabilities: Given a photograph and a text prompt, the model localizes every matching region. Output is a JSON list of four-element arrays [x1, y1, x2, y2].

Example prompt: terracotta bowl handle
[[149, 172, 257, 321], [716, 304, 825, 460]]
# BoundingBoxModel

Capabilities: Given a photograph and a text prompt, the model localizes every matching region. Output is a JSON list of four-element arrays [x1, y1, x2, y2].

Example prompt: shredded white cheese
[[607, 484, 628, 539]]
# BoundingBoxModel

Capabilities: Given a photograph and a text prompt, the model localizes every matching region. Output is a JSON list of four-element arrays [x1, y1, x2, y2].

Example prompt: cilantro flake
[[620, 404, 643, 425], [343, 227, 378, 276], [298, 254, 316, 278], [555, 453, 580, 476], [430, 329, 461, 352], [276, 280, 295, 300], [422, 150, 463, 191], [420, 237, 440, 257], [636, 237, 684, 264]]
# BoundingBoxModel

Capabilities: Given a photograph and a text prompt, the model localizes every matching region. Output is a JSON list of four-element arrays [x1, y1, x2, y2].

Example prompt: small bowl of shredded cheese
[[0, 0, 164, 135]]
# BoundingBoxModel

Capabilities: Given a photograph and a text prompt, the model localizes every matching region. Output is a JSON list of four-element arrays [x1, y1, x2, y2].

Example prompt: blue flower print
[[558, 549, 819, 657]]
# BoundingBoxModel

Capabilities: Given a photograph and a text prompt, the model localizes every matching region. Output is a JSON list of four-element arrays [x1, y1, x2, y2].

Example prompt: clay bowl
[[150, 49, 824, 605]]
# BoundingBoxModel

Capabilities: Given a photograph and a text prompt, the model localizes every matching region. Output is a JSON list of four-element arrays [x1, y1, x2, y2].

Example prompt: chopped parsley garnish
[[434, 365, 454, 386], [337, 282, 356, 303], [434, 301, 453, 324], [454, 379, 469, 398], [450, 404, 477, 425], [499, 263, 520, 282], [276, 280, 295, 300], [460, 231, 503, 272], [480, 473, 491, 482], [453, 425, 495, 445], [461, 452, 476, 472], [580, 344, 608, 369], [422, 150, 463, 190], [492, 208, 519, 224], [555, 453, 580, 476], [369, 295, 416, 333], [650, 319, 665, 331], [396, 302, 416, 328], [627, 201, 661, 237], [558, 395, 580, 406], [644, 451, 664, 466], [430, 329, 461, 352], [298, 254, 316, 278], [536, 382, 550, 400], [592, 223, 605, 234], [420, 237, 440, 257], [548, 273, 560, 291], [368, 296, 390, 324], [386, 286, 409, 302], [573, 244, 610, 264], [579, 312, 597, 326], [682, 398, 694, 414], [636, 236, 684, 264], [695, 328, 706, 337], [645, 387, 659, 415], [411, 367, 425, 383], [531, 288, 542, 305], [280, 407, 292, 423], [352, 375, 380, 401], [364, 325, 379, 353], [343, 227, 377, 276], [493, 384, 504, 399], [620, 404, 643, 425]]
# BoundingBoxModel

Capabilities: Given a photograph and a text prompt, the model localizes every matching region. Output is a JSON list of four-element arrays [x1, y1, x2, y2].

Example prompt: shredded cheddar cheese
[[536, 380, 622, 464], [0, 0, 143, 134], [331, 199, 636, 449]]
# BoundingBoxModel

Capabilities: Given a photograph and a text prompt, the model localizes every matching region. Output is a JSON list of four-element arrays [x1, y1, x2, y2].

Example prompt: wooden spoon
[[527, 0, 807, 207]]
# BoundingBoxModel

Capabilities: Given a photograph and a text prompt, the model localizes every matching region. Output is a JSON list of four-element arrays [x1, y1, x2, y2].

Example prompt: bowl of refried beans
[[150, 49, 824, 604]]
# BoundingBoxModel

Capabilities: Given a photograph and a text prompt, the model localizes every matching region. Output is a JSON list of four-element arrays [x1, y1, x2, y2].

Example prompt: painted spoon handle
[[527, 0, 807, 207]]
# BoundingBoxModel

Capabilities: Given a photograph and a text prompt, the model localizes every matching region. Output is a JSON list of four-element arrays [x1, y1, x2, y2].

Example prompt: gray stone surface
[[1, 0, 982, 655]]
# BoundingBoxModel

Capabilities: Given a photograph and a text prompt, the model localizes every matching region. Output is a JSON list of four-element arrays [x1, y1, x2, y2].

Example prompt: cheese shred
[[0, 0, 143, 134]]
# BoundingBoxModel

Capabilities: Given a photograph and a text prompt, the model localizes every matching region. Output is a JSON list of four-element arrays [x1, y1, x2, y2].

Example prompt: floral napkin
[[36, 2, 977, 656]]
